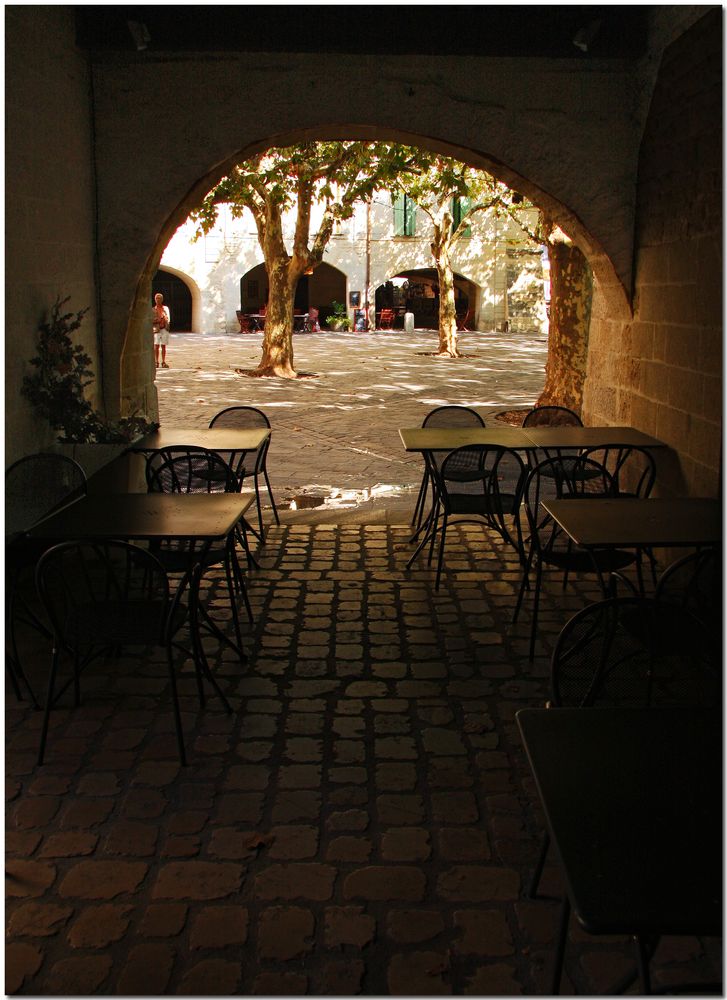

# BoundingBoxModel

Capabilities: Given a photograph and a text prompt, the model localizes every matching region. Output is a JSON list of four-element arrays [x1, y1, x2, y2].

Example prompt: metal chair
[[6, 453, 87, 705], [34, 540, 189, 765], [377, 308, 395, 330], [530, 596, 720, 993], [512, 455, 639, 660], [407, 444, 526, 591], [410, 405, 486, 533], [145, 446, 251, 656], [522, 405, 583, 427], [208, 406, 279, 542]]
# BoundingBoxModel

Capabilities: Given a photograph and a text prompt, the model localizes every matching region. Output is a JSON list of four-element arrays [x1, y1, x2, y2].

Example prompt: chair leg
[[411, 471, 429, 529], [253, 476, 266, 541], [528, 830, 550, 898], [166, 647, 187, 766], [528, 562, 543, 661], [551, 895, 571, 995], [635, 935, 653, 995], [434, 516, 448, 591], [37, 645, 61, 766], [263, 468, 280, 526]]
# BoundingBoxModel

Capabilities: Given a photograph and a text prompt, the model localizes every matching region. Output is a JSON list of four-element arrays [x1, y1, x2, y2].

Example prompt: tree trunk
[[434, 244, 460, 357], [537, 241, 592, 412], [253, 254, 297, 378]]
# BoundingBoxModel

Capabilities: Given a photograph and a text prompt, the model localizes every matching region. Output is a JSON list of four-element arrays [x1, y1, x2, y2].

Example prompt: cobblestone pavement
[[6, 524, 721, 995], [7, 331, 721, 994], [154, 328, 548, 523]]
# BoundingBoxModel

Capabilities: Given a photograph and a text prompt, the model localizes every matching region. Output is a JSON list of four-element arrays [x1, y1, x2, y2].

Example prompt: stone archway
[[115, 125, 633, 420], [152, 268, 199, 332], [374, 268, 480, 331]]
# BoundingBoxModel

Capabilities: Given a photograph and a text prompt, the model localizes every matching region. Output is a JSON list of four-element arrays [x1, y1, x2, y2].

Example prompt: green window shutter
[[393, 194, 405, 236], [404, 195, 416, 236], [452, 196, 471, 237], [394, 195, 416, 237]]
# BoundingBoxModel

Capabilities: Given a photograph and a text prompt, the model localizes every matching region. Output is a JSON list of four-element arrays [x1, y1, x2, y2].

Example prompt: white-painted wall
[[161, 193, 544, 334]]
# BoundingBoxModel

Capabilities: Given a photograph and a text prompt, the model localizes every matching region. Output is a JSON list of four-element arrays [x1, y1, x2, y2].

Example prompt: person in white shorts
[[152, 293, 171, 368]]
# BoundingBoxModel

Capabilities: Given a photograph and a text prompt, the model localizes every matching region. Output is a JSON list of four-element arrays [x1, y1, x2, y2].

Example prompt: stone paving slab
[[6, 525, 721, 995], [154, 329, 548, 523]]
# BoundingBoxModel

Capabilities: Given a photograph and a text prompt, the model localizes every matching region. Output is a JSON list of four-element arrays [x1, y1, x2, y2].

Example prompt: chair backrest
[[422, 405, 486, 429], [35, 539, 173, 646], [438, 445, 526, 549], [551, 596, 720, 708], [208, 406, 271, 431], [5, 453, 87, 536], [145, 447, 238, 495], [579, 445, 656, 498], [656, 547, 721, 630], [208, 406, 271, 477], [522, 455, 617, 554], [522, 405, 583, 427]]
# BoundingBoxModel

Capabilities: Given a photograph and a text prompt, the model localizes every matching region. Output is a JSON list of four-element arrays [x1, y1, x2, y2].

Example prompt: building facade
[[158, 194, 547, 335]]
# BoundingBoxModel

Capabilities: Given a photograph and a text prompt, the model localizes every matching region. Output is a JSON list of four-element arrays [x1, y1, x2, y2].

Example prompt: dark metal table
[[517, 706, 722, 993], [542, 497, 721, 549], [399, 425, 667, 454], [29, 492, 254, 708]]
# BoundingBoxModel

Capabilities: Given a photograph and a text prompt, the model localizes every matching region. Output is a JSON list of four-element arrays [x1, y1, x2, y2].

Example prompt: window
[[451, 197, 472, 237], [393, 194, 416, 237]]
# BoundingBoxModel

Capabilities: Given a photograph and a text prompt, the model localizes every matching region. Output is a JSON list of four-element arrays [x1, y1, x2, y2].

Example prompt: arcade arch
[[152, 267, 200, 332], [120, 126, 631, 418], [240, 261, 347, 326]]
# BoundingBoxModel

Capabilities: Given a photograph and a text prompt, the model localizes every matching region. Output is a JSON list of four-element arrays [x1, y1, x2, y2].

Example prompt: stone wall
[[583, 10, 722, 496], [5, 7, 99, 464], [88, 50, 641, 421]]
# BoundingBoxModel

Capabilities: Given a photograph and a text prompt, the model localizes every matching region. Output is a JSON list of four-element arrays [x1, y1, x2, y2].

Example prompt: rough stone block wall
[[5, 7, 99, 465], [584, 10, 722, 496]]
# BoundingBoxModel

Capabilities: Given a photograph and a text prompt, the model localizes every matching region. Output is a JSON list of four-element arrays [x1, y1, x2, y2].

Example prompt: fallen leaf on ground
[[243, 833, 275, 851]]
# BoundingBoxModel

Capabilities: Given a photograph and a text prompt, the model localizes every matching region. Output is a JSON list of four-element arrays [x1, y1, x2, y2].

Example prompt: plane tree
[[192, 142, 411, 378], [504, 206, 592, 414], [390, 152, 525, 358]]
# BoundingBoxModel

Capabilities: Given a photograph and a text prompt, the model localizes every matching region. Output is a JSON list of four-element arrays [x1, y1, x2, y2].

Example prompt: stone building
[[5, 6, 722, 498], [158, 193, 546, 335]]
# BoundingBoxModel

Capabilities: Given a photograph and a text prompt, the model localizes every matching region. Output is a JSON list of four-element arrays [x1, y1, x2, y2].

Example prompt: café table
[[517, 706, 722, 994], [541, 497, 721, 551], [398, 424, 667, 455], [28, 492, 255, 710], [398, 425, 669, 549], [131, 426, 270, 454]]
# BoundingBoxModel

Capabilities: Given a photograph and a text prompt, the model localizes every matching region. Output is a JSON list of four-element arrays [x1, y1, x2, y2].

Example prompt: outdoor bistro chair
[[411, 404, 486, 533], [6, 452, 88, 706], [527, 595, 720, 992], [145, 446, 252, 657], [406, 444, 527, 591], [521, 405, 583, 428], [208, 406, 279, 542], [34, 540, 189, 766], [512, 455, 639, 660]]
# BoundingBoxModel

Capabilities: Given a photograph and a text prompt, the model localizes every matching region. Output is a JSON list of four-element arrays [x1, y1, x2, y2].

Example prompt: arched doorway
[[375, 269, 476, 330], [152, 270, 193, 331], [240, 261, 346, 327]]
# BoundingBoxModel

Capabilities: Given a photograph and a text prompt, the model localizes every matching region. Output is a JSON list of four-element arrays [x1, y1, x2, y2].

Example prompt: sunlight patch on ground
[[283, 482, 410, 511]]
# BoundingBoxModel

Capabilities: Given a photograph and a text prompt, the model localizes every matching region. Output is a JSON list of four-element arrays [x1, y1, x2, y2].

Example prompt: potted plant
[[325, 301, 352, 332], [21, 297, 158, 474]]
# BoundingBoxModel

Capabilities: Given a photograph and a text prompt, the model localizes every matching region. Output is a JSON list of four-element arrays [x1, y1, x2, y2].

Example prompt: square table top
[[522, 425, 666, 449], [131, 426, 270, 452], [399, 425, 667, 453], [542, 497, 721, 548], [28, 493, 253, 543], [399, 426, 532, 452], [517, 706, 722, 936]]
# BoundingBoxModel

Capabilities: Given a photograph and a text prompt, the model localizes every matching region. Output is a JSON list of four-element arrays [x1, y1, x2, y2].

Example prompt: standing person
[[152, 292, 171, 369]]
